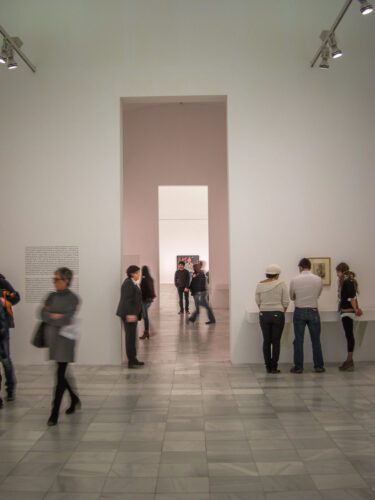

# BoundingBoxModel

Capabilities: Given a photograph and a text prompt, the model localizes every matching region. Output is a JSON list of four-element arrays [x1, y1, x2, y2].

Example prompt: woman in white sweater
[[255, 264, 289, 373]]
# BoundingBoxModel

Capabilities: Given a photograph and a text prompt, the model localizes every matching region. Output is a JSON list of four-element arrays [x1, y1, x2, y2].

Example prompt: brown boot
[[139, 331, 150, 340]]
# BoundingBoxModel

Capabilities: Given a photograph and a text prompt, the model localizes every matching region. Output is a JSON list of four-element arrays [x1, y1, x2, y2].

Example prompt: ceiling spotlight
[[358, 0, 373, 15], [320, 30, 343, 59], [0, 39, 8, 64], [319, 46, 330, 69], [7, 50, 18, 69], [329, 34, 342, 58]]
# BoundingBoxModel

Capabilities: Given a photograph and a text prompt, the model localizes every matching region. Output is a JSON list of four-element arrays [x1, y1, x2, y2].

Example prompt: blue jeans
[[0, 330, 16, 395], [190, 292, 215, 323], [293, 308, 324, 370], [142, 300, 153, 331]]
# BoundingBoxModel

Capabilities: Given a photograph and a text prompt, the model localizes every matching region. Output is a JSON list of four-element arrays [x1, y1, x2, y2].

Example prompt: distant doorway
[[159, 185, 208, 279]]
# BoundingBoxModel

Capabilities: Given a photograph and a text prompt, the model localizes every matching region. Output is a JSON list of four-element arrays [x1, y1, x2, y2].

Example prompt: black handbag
[[31, 321, 47, 348]]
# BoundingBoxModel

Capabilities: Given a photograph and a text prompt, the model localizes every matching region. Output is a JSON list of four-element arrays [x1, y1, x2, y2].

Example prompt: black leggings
[[51, 362, 78, 419], [341, 316, 355, 352]]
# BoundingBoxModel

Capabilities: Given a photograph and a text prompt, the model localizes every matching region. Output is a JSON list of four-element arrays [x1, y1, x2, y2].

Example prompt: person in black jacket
[[0, 273, 20, 403], [188, 263, 216, 324], [140, 266, 156, 340], [116, 265, 144, 368], [336, 262, 362, 372], [174, 261, 190, 314]]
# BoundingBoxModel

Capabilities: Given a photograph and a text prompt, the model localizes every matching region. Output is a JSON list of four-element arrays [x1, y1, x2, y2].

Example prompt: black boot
[[66, 394, 81, 415], [47, 412, 58, 426]]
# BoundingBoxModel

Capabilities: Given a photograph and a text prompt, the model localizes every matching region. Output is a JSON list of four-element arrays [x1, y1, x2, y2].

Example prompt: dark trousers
[[0, 330, 16, 395], [259, 311, 285, 370], [293, 308, 324, 370], [341, 316, 355, 352], [51, 362, 78, 419], [178, 288, 189, 312], [123, 320, 137, 362]]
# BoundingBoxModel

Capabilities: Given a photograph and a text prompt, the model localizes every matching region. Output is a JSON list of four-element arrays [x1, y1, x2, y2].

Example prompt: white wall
[[0, 0, 374, 364], [159, 186, 209, 284]]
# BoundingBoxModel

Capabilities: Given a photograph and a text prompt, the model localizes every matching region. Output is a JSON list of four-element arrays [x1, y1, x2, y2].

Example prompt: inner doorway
[[158, 185, 209, 313]]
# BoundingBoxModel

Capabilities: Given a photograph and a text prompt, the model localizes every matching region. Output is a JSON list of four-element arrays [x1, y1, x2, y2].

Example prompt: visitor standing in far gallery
[[174, 261, 190, 314], [289, 258, 324, 374]]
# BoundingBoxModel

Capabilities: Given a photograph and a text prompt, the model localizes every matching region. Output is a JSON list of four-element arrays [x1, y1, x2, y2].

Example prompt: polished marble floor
[[1, 285, 375, 499]]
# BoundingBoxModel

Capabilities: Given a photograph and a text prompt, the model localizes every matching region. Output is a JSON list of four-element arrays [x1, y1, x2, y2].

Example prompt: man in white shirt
[[289, 258, 325, 374]]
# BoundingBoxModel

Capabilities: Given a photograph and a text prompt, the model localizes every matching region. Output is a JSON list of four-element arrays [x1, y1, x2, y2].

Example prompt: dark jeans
[[293, 308, 324, 370], [0, 330, 16, 395], [190, 291, 215, 323], [178, 288, 189, 312], [142, 300, 153, 331], [259, 311, 285, 370], [342, 316, 355, 352], [50, 362, 78, 419], [123, 320, 137, 362]]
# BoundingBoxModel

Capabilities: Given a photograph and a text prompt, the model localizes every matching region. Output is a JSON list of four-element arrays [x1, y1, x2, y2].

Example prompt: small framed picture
[[309, 257, 331, 286]]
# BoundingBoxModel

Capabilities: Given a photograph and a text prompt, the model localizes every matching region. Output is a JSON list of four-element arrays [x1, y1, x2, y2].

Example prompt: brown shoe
[[139, 331, 150, 340], [339, 360, 354, 371]]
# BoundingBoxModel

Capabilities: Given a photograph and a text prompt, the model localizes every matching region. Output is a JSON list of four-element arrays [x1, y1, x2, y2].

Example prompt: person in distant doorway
[[140, 265, 156, 340], [174, 261, 190, 314], [289, 258, 324, 374], [41, 267, 81, 426], [336, 262, 362, 372], [189, 262, 216, 324], [255, 264, 289, 374], [0, 272, 20, 403], [117, 265, 144, 368]]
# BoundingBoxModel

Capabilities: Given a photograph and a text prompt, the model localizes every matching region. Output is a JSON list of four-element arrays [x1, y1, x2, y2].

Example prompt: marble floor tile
[[156, 477, 209, 493], [2, 287, 375, 498], [311, 473, 368, 490]]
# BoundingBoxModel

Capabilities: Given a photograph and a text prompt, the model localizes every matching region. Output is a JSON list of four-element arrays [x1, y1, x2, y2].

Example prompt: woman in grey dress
[[41, 267, 80, 426]]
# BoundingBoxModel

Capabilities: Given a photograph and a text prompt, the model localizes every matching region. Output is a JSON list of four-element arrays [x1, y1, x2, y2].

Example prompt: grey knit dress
[[41, 289, 80, 363]]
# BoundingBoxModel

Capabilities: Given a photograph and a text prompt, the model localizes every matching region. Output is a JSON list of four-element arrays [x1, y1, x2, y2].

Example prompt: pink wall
[[122, 101, 229, 308]]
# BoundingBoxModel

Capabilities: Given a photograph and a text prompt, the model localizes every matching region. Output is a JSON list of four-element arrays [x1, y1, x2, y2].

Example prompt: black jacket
[[189, 272, 206, 296], [0, 274, 20, 328], [174, 269, 190, 289], [339, 278, 357, 311], [116, 277, 142, 320]]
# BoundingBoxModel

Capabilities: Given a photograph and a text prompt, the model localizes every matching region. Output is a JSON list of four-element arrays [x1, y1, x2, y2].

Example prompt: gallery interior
[[0, 0, 375, 498]]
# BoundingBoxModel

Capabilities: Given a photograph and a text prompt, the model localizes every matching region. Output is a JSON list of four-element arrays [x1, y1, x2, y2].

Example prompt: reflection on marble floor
[[0, 284, 375, 498]]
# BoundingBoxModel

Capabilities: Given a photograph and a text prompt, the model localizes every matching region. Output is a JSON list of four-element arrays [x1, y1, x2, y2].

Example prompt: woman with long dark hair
[[336, 262, 362, 371], [140, 265, 156, 339], [41, 267, 80, 426]]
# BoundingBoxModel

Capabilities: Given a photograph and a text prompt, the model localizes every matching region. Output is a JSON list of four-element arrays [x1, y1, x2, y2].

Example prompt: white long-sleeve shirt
[[289, 271, 322, 308]]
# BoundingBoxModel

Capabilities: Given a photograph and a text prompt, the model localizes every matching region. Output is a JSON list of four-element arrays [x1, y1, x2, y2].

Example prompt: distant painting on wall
[[309, 257, 331, 286], [176, 255, 199, 273]]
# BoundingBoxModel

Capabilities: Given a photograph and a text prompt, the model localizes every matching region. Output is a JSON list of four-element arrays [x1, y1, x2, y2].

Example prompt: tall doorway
[[121, 96, 230, 361]]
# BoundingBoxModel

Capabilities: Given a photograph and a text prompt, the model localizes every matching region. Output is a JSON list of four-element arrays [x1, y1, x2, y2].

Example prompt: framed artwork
[[176, 255, 199, 273], [309, 257, 331, 286]]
